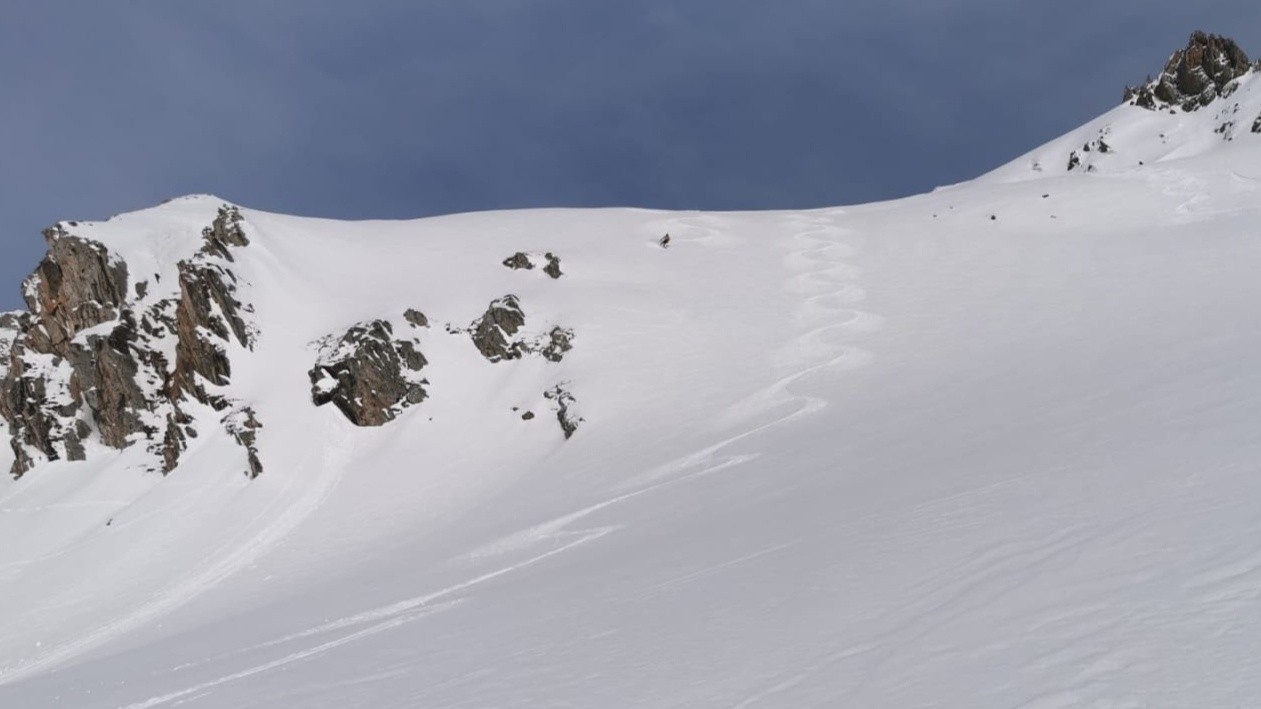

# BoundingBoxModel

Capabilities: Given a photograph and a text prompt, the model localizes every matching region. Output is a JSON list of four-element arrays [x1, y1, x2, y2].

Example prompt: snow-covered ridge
[[981, 31, 1261, 183], [3, 32, 1261, 709], [0, 195, 591, 481]]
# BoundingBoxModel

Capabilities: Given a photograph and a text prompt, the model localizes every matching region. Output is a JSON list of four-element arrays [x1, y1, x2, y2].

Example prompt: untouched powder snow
[[3, 90, 1261, 707]]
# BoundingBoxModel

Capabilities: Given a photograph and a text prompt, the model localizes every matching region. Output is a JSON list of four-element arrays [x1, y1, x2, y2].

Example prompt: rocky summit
[[1125, 31, 1258, 111]]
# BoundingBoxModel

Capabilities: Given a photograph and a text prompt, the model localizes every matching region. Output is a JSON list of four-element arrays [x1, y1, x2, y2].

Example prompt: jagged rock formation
[[22, 226, 130, 351], [1125, 32, 1257, 112], [309, 319, 428, 426], [544, 384, 581, 439], [223, 406, 263, 478], [470, 295, 528, 362], [467, 296, 575, 363], [502, 251, 563, 279], [0, 204, 262, 478]]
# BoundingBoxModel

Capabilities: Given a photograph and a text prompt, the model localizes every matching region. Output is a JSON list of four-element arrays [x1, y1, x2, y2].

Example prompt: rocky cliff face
[[0, 204, 261, 478], [1125, 32, 1258, 112], [0, 203, 586, 479]]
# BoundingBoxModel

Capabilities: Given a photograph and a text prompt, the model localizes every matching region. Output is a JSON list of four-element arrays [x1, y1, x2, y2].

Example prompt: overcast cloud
[[1, 2, 1258, 307]]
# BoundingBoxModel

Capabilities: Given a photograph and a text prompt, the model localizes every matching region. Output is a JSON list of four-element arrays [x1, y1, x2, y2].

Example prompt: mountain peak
[[1125, 31, 1257, 111]]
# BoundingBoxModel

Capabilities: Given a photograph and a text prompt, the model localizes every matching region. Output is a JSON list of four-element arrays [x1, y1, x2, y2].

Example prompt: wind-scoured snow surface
[[4, 82, 1261, 707]]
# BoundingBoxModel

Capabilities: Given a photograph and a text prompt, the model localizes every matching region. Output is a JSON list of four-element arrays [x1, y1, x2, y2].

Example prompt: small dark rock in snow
[[502, 252, 534, 270], [521, 411, 535, 420], [543, 252, 563, 279], [404, 308, 429, 328]]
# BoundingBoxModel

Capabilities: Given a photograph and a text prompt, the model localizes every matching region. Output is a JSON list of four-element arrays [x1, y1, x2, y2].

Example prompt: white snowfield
[[2, 73, 1261, 708]]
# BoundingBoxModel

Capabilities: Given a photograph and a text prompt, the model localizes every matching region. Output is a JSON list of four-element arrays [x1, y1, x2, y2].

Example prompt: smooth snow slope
[[2, 109, 1261, 707]]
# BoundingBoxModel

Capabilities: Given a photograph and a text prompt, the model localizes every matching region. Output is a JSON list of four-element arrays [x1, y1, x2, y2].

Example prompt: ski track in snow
[[0, 418, 353, 687], [113, 211, 883, 706]]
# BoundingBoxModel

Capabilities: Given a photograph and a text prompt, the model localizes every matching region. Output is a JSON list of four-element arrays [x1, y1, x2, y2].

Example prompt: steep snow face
[[3, 76, 1261, 709]]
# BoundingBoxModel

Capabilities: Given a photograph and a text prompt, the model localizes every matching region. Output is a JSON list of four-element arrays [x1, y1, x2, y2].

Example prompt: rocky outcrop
[[470, 295, 527, 362], [467, 296, 575, 364], [502, 252, 533, 270], [1253, 114, 1261, 134], [22, 227, 129, 352], [309, 320, 429, 426], [542, 253, 563, 279], [170, 259, 253, 403], [223, 406, 263, 478], [198, 206, 250, 260], [1125, 32, 1256, 112], [544, 384, 581, 439], [538, 327, 574, 363], [502, 251, 563, 279], [404, 308, 429, 328], [0, 204, 262, 478]]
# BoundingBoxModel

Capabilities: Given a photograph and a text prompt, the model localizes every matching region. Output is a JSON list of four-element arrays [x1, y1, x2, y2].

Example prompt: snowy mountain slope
[[3, 35, 1261, 709]]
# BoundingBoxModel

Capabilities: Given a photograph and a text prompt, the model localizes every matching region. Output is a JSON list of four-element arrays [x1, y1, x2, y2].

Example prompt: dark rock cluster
[[467, 295, 575, 365], [544, 384, 581, 439], [502, 251, 563, 279], [308, 319, 428, 426], [1125, 32, 1256, 112], [470, 295, 528, 362], [1066, 130, 1113, 172]]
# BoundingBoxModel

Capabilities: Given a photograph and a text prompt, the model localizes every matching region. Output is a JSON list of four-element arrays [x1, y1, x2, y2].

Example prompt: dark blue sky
[[2, 3, 1259, 308]]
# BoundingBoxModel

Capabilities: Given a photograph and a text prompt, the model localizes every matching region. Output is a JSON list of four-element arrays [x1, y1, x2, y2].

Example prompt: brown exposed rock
[[65, 312, 152, 449], [170, 259, 252, 401], [21, 228, 129, 353], [404, 308, 429, 328], [470, 295, 527, 362], [1126, 32, 1254, 112], [0, 202, 260, 478], [309, 320, 429, 426]]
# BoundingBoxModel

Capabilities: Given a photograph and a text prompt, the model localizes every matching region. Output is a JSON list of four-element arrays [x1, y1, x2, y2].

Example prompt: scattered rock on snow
[[502, 251, 564, 279], [544, 384, 582, 439], [502, 252, 534, 270]]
